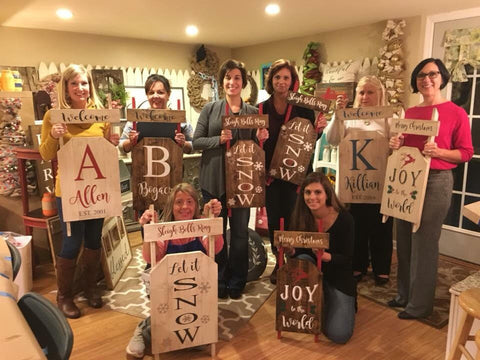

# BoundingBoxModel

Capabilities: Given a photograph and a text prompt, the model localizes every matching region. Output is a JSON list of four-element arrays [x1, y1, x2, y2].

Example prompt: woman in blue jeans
[[287, 172, 356, 343]]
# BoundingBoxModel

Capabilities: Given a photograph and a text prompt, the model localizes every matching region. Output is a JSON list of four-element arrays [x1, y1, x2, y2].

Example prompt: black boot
[[56, 256, 81, 319], [81, 248, 103, 308]]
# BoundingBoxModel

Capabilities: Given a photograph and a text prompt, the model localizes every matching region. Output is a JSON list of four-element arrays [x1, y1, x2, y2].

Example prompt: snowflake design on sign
[[269, 169, 277, 176], [228, 198, 236, 207], [298, 165, 305, 173], [199, 281, 211, 294], [281, 125, 287, 131], [226, 151, 232, 157], [303, 142, 313, 151], [255, 186, 263, 193], [157, 303, 168, 314], [180, 313, 194, 323], [253, 162, 264, 171], [200, 315, 210, 324]]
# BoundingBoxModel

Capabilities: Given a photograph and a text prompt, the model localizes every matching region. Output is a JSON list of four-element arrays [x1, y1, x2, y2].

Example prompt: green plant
[[97, 83, 128, 107]]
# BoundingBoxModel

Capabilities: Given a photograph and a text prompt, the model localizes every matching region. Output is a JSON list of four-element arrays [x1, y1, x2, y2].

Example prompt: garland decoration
[[300, 42, 322, 95]]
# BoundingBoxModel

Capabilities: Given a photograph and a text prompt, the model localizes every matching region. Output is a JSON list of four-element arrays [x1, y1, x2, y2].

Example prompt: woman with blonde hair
[[39, 64, 120, 318], [324, 75, 393, 286]]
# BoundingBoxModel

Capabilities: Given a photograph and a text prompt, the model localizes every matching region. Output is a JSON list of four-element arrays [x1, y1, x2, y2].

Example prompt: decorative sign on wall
[[286, 91, 330, 113], [315, 82, 356, 108], [225, 140, 265, 208], [131, 138, 183, 211], [100, 216, 132, 289], [29, 125, 55, 194], [126, 109, 186, 123], [57, 136, 122, 222], [276, 258, 322, 335], [380, 110, 439, 232], [338, 130, 389, 203], [269, 117, 317, 185]]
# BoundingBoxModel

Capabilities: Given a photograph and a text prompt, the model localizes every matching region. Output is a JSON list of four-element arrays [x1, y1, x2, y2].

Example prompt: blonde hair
[[160, 183, 201, 222], [353, 75, 386, 108], [57, 64, 103, 109]]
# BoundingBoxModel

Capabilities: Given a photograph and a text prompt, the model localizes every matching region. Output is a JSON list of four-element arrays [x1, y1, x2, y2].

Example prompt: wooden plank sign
[[100, 216, 132, 289], [463, 201, 480, 226], [286, 91, 330, 113], [29, 125, 55, 194], [274, 230, 329, 249], [269, 117, 317, 185], [126, 109, 185, 123], [390, 118, 439, 137], [225, 140, 265, 208], [315, 82, 356, 108], [57, 137, 122, 222], [144, 217, 223, 243], [49, 109, 121, 124], [150, 251, 218, 353], [276, 258, 322, 335], [335, 106, 396, 121], [131, 138, 183, 211], [222, 114, 269, 129], [338, 131, 389, 203]]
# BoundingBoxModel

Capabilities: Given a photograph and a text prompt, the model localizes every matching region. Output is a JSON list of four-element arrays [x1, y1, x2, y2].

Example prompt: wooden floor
[[31, 233, 479, 360]]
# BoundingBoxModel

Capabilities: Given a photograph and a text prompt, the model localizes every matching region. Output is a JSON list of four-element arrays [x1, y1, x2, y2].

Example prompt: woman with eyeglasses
[[388, 58, 473, 320]]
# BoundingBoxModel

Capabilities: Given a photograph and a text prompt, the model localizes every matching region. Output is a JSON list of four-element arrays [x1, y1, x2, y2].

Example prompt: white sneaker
[[126, 325, 145, 358]]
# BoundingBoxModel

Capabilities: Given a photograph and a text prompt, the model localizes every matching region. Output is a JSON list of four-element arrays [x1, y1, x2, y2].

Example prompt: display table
[[445, 271, 480, 360]]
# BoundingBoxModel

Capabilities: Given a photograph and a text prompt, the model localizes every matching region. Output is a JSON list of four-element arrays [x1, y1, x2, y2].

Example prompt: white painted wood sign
[[338, 130, 389, 203], [57, 137, 122, 222]]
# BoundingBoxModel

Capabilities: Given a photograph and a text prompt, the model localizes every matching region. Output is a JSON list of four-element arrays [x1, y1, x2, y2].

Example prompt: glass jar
[[322, 145, 331, 162], [330, 146, 338, 164]]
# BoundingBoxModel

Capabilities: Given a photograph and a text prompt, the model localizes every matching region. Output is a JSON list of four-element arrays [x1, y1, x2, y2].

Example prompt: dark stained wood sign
[[222, 114, 269, 129], [335, 106, 396, 121], [338, 130, 389, 203], [126, 109, 185, 123], [49, 109, 121, 124], [276, 258, 322, 335], [274, 230, 329, 249], [225, 140, 265, 208], [269, 117, 317, 185], [131, 137, 183, 211], [286, 91, 330, 112]]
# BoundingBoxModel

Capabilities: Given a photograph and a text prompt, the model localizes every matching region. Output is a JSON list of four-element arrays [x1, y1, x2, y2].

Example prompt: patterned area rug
[[103, 246, 276, 341], [357, 256, 478, 328]]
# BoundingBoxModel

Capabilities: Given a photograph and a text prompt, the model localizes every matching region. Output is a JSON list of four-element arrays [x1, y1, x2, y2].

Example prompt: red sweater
[[404, 101, 473, 170]]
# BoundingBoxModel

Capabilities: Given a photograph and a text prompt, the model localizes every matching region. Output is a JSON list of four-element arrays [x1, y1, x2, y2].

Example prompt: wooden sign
[[131, 138, 183, 211], [338, 131, 389, 203], [274, 230, 329, 249], [315, 82, 356, 107], [126, 109, 185, 123], [463, 201, 480, 226], [100, 216, 132, 289], [150, 251, 218, 353], [276, 258, 322, 335], [29, 125, 55, 194], [269, 117, 317, 185], [50, 108, 121, 124], [225, 140, 265, 208], [57, 137, 122, 222], [286, 91, 330, 113], [335, 106, 396, 121], [390, 118, 439, 137], [222, 114, 269, 129], [144, 217, 223, 243]]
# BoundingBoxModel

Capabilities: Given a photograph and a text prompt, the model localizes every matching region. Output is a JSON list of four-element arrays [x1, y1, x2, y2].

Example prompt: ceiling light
[[56, 8, 73, 19], [185, 25, 199, 37], [265, 4, 280, 16]]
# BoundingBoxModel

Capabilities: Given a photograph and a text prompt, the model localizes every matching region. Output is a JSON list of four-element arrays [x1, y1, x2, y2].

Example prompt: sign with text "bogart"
[[380, 110, 439, 232], [269, 117, 317, 185], [144, 218, 222, 354], [286, 91, 331, 112], [57, 136, 122, 222], [131, 138, 183, 211]]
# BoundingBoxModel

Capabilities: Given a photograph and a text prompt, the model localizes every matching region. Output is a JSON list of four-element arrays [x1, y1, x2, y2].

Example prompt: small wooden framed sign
[[276, 258, 322, 335], [222, 114, 269, 129], [315, 82, 356, 108], [131, 137, 183, 211], [390, 118, 439, 137], [274, 230, 329, 249], [49, 109, 121, 124], [144, 217, 223, 243], [269, 117, 317, 185], [225, 140, 266, 208], [126, 109, 185, 123], [57, 137, 122, 222], [335, 106, 396, 121], [286, 91, 331, 113]]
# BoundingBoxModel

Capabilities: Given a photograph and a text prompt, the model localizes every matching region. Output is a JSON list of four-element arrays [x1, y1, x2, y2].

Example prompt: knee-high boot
[[81, 248, 103, 308], [56, 256, 81, 319]]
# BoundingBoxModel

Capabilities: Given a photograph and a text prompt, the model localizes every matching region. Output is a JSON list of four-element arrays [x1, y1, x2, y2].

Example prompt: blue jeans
[[295, 253, 355, 344], [56, 197, 104, 259], [202, 190, 250, 292]]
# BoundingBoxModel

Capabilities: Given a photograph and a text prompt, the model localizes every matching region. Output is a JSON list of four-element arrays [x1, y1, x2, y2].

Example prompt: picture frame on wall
[[125, 86, 185, 110], [260, 63, 271, 90]]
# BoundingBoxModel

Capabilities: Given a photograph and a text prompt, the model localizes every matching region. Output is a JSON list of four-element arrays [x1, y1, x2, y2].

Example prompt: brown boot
[[56, 256, 81, 319], [81, 248, 103, 308]]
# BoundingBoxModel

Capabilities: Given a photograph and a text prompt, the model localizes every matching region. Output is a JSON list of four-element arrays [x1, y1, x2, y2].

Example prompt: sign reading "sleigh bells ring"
[[222, 114, 268, 208], [269, 117, 317, 185]]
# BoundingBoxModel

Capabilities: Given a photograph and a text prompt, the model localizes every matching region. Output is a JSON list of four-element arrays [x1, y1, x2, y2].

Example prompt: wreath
[[244, 75, 258, 106]]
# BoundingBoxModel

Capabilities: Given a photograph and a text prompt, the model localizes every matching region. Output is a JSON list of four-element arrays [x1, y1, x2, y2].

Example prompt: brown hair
[[160, 183, 201, 222], [144, 74, 171, 95], [218, 59, 248, 89], [265, 59, 299, 95]]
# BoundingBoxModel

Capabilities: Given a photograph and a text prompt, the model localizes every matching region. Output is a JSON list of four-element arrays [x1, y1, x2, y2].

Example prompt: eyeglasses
[[417, 71, 440, 80]]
